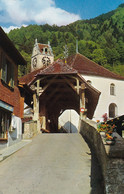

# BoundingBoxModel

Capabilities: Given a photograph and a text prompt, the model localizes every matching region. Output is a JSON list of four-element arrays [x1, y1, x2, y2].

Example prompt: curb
[[0, 140, 32, 162]]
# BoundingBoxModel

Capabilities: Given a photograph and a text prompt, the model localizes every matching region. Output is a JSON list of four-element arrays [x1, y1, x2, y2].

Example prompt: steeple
[[31, 40, 54, 72], [35, 38, 38, 45]]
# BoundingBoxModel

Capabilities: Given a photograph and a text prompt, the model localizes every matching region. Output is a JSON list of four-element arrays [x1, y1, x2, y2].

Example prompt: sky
[[0, 0, 124, 33]]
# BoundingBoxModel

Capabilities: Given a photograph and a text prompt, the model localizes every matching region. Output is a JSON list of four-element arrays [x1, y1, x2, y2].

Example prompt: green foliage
[[91, 49, 107, 65], [7, 4, 124, 77]]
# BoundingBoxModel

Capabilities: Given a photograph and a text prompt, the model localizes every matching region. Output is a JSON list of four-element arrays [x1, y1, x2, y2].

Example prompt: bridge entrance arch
[[29, 60, 100, 133]]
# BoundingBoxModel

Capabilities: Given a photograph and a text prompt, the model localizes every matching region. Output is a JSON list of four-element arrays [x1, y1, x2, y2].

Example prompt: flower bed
[[97, 122, 116, 145]]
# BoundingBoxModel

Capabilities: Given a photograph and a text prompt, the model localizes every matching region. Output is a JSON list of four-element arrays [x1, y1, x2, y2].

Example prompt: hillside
[[8, 4, 124, 77]]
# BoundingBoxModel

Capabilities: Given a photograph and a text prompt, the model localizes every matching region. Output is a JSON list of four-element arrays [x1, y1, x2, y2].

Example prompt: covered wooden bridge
[[19, 59, 100, 133]]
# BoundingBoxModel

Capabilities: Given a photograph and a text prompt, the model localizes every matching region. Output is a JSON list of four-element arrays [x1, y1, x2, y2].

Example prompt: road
[[0, 134, 91, 194]]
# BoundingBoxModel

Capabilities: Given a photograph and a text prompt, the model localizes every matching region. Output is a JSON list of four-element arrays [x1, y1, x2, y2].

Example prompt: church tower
[[31, 39, 54, 72]]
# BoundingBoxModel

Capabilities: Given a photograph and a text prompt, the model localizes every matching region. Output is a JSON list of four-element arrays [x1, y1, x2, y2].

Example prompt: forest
[[8, 4, 124, 77]]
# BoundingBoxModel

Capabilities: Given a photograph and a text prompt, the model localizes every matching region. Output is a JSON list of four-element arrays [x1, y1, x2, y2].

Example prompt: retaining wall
[[79, 119, 124, 194]]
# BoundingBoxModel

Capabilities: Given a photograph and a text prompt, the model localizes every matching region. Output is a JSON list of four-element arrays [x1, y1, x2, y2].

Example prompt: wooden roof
[[19, 59, 77, 85], [19, 68, 43, 85], [37, 59, 78, 75]]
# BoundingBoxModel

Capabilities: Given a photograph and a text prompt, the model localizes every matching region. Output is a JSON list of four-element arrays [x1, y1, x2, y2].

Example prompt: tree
[[104, 48, 120, 66], [50, 33, 58, 47], [91, 49, 107, 65]]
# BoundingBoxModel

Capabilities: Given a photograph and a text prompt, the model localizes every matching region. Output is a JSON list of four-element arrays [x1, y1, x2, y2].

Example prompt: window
[[0, 110, 11, 139], [110, 83, 115, 95], [1, 53, 14, 87], [45, 48, 47, 53], [109, 103, 117, 118]]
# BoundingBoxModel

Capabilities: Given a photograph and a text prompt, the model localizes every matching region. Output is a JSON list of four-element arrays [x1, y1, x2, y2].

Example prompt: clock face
[[42, 56, 51, 67], [32, 57, 37, 68]]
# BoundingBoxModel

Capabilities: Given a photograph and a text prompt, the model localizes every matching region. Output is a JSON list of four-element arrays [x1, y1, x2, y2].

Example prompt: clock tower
[[31, 39, 54, 72]]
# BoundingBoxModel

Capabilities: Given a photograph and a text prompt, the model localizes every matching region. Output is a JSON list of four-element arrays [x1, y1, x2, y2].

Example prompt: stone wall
[[23, 121, 37, 139], [79, 119, 124, 194]]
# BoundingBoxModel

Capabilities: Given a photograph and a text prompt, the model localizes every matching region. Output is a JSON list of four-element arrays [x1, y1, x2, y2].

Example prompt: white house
[[65, 53, 124, 122]]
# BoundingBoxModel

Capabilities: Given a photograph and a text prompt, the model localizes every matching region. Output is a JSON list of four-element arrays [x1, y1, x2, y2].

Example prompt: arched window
[[110, 83, 115, 95], [87, 80, 92, 85], [45, 48, 47, 53], [109, 103, 117, 118]]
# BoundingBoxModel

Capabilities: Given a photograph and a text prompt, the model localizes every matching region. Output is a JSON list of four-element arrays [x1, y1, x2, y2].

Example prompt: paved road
[[0, 134, 91, 194]]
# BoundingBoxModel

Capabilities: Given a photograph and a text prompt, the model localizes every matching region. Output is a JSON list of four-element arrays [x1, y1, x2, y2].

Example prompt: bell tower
[[31, 39, 54, 72]]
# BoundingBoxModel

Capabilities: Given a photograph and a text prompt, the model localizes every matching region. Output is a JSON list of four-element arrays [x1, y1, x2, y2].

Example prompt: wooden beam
[[63, 76, 77, 93], [42, 87, 59, 103], [37, 80, 40, 96], [41, 76, 57, 94], [33, 93, 36, 108], [65, 75, 85, 95], [76, 79, 80, 94], [81, 83, 85, 107], [80, 83, 86, 119]]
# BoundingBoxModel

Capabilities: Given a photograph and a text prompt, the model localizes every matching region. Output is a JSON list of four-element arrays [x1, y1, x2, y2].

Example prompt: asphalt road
[[0, 133, 91, 194]]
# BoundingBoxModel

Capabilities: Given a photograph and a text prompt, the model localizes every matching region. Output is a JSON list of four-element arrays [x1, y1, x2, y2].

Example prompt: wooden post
[[33, 80, 40, 121], [20, 97, 24, 118], [76, 79, 80, 95], [81, 83, 85, 108], [33, 93, 36, 120], [36, 80, 40, 132]]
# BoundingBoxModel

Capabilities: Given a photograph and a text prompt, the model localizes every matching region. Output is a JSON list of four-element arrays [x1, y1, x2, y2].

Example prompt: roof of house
[[67, 53, 124, 80], [0, 27, 26, 66]]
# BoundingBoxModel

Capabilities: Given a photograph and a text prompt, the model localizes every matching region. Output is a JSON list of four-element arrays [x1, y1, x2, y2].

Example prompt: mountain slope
[[8, 4, 124, 77]]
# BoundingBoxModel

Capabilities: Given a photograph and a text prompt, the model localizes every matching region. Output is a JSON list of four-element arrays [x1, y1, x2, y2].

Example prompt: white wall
[[82, 74, 124, 121]]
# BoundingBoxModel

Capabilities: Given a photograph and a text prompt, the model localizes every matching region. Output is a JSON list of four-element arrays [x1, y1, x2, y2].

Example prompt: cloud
[[0, 0, 81, 27], [2, 25, 27, 33]]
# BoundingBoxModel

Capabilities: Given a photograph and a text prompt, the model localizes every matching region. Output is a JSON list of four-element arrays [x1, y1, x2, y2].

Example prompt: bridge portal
[[26, 60, 100, 133]]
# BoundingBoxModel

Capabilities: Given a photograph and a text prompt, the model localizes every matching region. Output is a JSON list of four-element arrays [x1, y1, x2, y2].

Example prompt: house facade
[[82, 75, 124, 121], [66, 53, 124, 122], [0, 27, 26, 147]]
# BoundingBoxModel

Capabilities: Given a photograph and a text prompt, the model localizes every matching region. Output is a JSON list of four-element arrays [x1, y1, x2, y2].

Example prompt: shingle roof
[[67, 53, 124, 80], [19, 68, 43, 85], [19, 59, 77, 85], [38, 59, 77, 75]]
